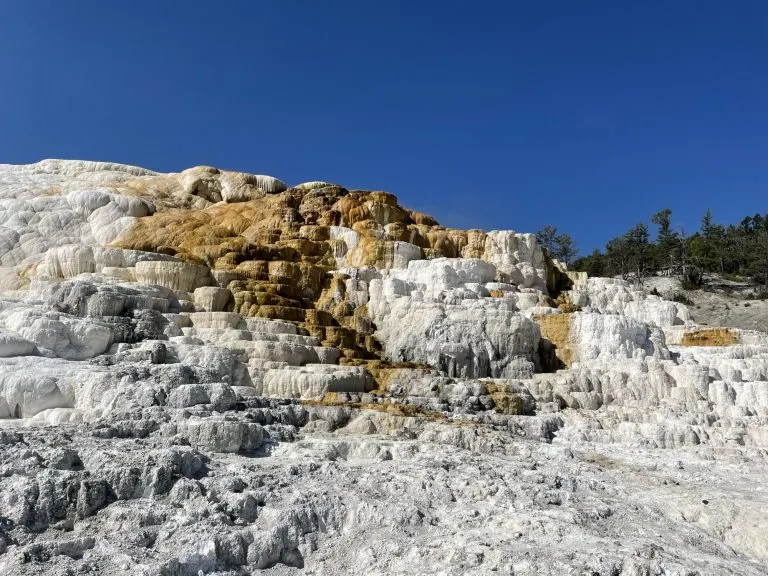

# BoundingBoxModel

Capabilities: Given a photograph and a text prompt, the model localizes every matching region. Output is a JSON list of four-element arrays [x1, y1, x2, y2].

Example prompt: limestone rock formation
[[0, 159, 767, 575]]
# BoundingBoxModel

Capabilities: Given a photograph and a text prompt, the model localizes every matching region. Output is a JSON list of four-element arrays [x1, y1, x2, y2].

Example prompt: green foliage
[[553, 233, 578, 265], [623, 223, 651, 282], [536, 226, 579, 265], [573, 249, 605, 277], [536, 225, 558, 253], [650, 208, 680, 271], [680, 265, 704, 290], [577, 208, 768, 288], [651, 208, 673, 240], [669, 292, 694, 306]]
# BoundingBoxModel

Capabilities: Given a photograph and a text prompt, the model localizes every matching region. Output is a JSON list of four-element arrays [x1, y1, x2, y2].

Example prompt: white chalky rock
[[373, 298, 540, 377], [0, 358, 74, 418], [28, 406, 84, 424], [193, 286, 232, 312], [168, 383, 237, 411], [0, 327, 37, 357], [243, 317, 297, 334], [172, 344, 244, 381], [100, 266, 136, 281], [0, 160, 767, 575], [177, 165, 222, 201], [328, 226, 360, 267], [0, 371, 66, 419], [39, 244, 98, 278], [0, 307, 113, 360], [179, 417, 264, 452], [0, 162, 168, 298], [135, 260, 211, 292], [571, 277, 691, 327], [363, 258, 541, 376], [188, 312, 245, 330], [568, 312, 670, 362], [224, 339, 339, 366], [219, 172, 287, 202], [258, 365, 372, 398], [39, 245, 179, 280], [482, 230, 548, 291], [295, 181, 334, 190]]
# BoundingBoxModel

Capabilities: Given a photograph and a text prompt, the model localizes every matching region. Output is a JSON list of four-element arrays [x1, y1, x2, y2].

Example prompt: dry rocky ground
[[647, 275, 768, 333]]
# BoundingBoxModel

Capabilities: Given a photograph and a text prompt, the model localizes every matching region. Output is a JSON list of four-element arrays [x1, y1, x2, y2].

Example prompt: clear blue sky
[[1, 1, 766, 253]]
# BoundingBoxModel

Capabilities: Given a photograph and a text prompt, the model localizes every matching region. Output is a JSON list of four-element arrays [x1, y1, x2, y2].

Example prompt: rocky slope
[[647, 274, 768, 334], [0, 160, 766, 575]]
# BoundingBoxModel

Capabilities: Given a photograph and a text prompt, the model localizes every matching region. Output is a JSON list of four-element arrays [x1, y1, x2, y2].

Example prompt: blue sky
[[1, 1, 766, 253]]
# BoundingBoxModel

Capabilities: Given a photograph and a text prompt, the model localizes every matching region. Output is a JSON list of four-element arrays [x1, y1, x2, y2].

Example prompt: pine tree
[[651, 208, 678, 271], [536, 225, 559, 254], [553, 233, 578, 266], [623, 223, 650, 283], [697, 209, 725, 272]]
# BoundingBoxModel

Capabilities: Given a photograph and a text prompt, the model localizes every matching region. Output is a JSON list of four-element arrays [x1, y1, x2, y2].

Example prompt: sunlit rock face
[[0, 160, 767, 575]]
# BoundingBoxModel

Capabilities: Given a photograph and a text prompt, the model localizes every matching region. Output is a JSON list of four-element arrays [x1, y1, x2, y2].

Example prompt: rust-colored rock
[[681, 328, 739, 347], [535, 313, 573, 369]]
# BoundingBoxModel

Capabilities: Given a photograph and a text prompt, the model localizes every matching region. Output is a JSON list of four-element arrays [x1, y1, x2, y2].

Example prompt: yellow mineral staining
[[535, 313, 573, 369], [336, 196, 369, 227], [42, 185, 65, 196], [345, 236, 417, 268], [106, 174, 210, 211], [382, 221, 428, 247], [299, 225, 331, 242], [554, 291, 580, 313], [426, 230, 460, 258], [303, 395, 448, 421], [367, 201, 410, 227], [367, 191, 398, 205], [408, 209, 439, 226], [483, 381, 527, 415], [134, 260, 211, 293], [315, 274, 350, 317], [462, 229, 487, 259], [305, 369, 526, 420], [106, 167, 567, 366], [362, 363, 432, 391], [681, 328, 739, 347]]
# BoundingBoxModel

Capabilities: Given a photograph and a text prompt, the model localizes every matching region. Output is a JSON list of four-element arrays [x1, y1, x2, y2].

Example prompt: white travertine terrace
[[0, 160, 766, 575]]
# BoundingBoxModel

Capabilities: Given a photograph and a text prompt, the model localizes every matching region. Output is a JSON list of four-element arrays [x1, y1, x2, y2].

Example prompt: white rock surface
[[258, 365, 372, 398], [482, 230, 548, 290], [0, 160, 766, 575], [135, 260, 211, 293], [360, 258, 543, 377], [568, 311, 670, 362], [571, 276, 691, 326], [0, 327, 37, 357], [193, 286, 232, 312]]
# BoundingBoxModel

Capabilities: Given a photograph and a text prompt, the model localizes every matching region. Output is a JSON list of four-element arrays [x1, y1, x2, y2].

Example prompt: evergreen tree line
[[540, 209, 768, 288]]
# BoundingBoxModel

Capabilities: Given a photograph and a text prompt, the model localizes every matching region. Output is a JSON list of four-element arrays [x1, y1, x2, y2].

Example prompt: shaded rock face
[[0, 160, 767, 575]]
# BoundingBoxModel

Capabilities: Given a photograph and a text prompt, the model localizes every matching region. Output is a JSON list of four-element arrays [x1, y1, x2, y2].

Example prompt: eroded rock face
[[483, 230, 548, 289], [0, 160, 767, 575]]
